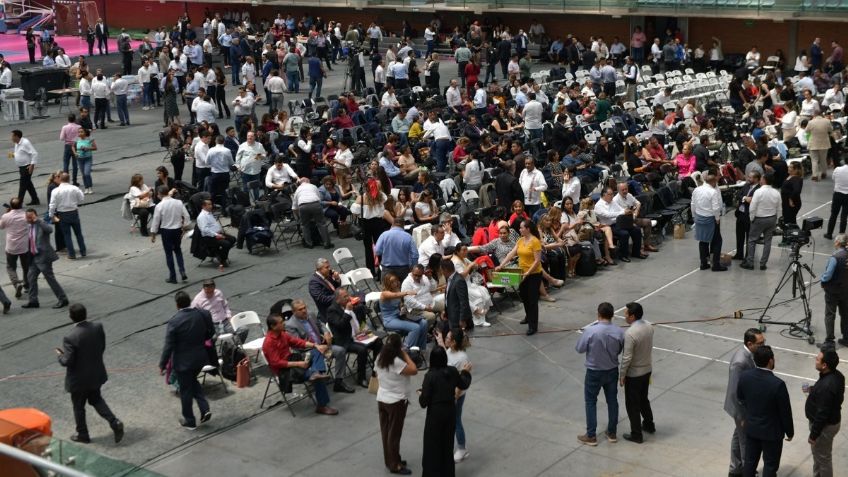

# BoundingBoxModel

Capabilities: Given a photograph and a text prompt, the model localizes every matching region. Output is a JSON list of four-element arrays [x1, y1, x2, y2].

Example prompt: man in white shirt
[[0, 63, 12, 89], [446, 79, 462, 110], [12, 130, 40, 205], [91, 73, 110, 129], [402, 263, 442, 327], [690, 173, 726, 271], [612, 182, 656, 254], [381, 86, 400, 109], [265, 69, 286, 115], [424, 25, 436, 57], [742, 173, 781, 270], [149, 185, 191, 283], [265, 156, 299, 194], [423, 110, 452, 172], [196, 199, 235, 270], [518, 156, 547, 217], [193, 131, 212, 190], [825, 163, 848, 239], [231, 86, 254, 132], [111, 73, 130, 126], [194, 95, 217, 124], [374, 60, 385, 97], [418, 225, 445, 265], [523, 93, 543, 141], [48, 172, 86, 259], [594, 187, 644, 262], [293, 178, 333, 249], [233, 131, 265, 201], [138, 59, 153, 109]]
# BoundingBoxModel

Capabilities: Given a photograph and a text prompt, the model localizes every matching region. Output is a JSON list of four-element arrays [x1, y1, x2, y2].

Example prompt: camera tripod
[[757, 245, 816, 344]]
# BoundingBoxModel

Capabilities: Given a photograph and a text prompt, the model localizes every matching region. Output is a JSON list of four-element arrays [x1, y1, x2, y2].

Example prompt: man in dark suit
[[326, 287, 382, 388], [309, 257, 343, 319], [159, 291, 214, 430], [495, 160, 523, 209], [737, 345, 794, 477], [23, 209, 68, 309], [285, 298, 353, 393], [440, 259, 471, 337], [724, 328, 764, 477], [57, 303, 124, 444], [95, 18, 109, 55], [733, 171, 761, 260]]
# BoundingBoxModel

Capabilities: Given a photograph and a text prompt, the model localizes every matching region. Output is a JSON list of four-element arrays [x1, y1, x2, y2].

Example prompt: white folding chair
[[332, 247, 359, 272], [230, 311, 266, 364], [347, 268, 378, 293], [412, 224, 432, 247], [259, 349, 317, 416]]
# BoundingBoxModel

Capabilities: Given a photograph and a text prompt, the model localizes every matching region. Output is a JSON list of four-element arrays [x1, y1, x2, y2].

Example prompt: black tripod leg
[[758, 261, 797, 328]]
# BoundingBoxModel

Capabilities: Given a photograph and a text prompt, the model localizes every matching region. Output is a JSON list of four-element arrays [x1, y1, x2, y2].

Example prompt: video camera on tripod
[[782, 216, 823, 252]]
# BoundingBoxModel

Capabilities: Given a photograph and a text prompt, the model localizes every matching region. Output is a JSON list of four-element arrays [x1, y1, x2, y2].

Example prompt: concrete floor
[[0, 52, 845, 477]]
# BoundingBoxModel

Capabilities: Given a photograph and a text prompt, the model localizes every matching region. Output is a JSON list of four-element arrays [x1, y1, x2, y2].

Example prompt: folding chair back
[[332, 247, 359, 272]]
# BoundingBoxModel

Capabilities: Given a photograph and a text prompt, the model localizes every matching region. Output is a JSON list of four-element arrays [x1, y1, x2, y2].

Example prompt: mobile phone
[[55, 347, 64, 354]]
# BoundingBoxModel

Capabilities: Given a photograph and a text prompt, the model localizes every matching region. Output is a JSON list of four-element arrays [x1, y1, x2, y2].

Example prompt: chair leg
[[260, 376, 273, 409], [218, 373, 228, 393]]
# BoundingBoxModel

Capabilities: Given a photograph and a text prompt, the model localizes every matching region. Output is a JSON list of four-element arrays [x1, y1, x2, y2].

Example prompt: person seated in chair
[[262, 312, 339, 416], [380, 273, 427, 361], [197, 199, 236, 271], [326, 288, 383, 388], [285, 299, 354, 393], [594, 187, 647, 263]]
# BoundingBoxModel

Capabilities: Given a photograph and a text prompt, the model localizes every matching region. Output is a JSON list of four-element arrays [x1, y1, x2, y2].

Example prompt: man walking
[[576, 302, 625, 446], [11, 130, 40, 205], [741, 173, 780, 271], [23, 208, 69, 309], [159, 291, 214, 430], [808, 111, 833, 182], [724, 328, 764, 477], [150, 186, 190, 284], [824, 161, 848, 240], [804, 348, 844, 477], [375, 217, 419, 282], [736, 345, 794, 477], [48, 172, 86, 260], [619, 302, 655, 444], [819, 235, 848, 348], [691, 172, 727, 271], [0, 197, 31, 300], [56, 303, 124, 444]]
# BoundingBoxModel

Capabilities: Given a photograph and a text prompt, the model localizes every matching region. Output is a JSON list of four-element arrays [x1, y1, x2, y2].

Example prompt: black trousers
[[347, 339, 382, 381], [28, 44, 36, 64], [71, 387, 118, 437], [18, 166, 39, 203], [623, 372, 654, 438], [735, 213, 750, 257], [519, 272, 542, 332], [743, 435, 783, 477], [94, 97, 108, 128], [362, 217, 389, 274], [175, 369, 209, 426], [827, 191, 848, 236], [699, 224, 723, 267], [611, 224, 642, 259], [202, 234, 235, 264]]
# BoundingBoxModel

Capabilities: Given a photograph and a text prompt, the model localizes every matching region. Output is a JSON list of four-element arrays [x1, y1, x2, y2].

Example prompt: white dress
[[452, 256, 493, 325]]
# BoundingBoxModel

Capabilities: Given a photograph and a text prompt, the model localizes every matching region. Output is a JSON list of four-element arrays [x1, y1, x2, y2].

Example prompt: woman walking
[[419, 346, 472, 477], [71, 128, 97, 194], [495, 219, 543, 335], [376, 334, 418, 476], [162, 72, 180, 126], [214, 66, 231, 119], [443, 329, 472, 464]]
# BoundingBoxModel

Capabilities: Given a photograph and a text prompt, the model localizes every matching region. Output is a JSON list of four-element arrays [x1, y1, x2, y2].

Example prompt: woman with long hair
[[128, 173, 154, 236], [380, 273, 425, 350], [376, 333, 418, 476], [495, 219, 544, 335], [781, 161, 804, 229], [450, 245, 493, 327], [351, 177, 391, 274], [394, 188, 415, 225], [71, 127, 97, 195], [419, 346, 472, 477], [162, 71, 180, 126], [213, 66, 231, 119], [414, 189, 440, 225], [441, 329, 471, 464]]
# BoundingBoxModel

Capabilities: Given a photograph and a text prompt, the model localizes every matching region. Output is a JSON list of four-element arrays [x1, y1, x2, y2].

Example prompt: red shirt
[[262, 330, 309, 374]]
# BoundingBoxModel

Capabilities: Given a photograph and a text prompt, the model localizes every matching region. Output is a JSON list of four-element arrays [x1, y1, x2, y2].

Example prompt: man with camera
[[820, 235, 848, 348]]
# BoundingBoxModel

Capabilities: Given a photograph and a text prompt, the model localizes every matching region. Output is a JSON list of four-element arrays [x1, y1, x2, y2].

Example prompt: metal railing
[[0, 442, 92, 477]]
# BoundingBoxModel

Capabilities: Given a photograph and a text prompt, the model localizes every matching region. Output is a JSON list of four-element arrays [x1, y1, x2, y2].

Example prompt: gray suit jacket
[[285, 315, 327, 344], [724, 345, 755, 420], [31, 219, 59, 264]]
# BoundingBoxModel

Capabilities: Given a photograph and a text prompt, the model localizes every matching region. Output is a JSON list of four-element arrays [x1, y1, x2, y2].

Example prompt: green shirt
[[283, 53, 299, 73], [595, 99, 611, 122], [519, 57, 531, 79]]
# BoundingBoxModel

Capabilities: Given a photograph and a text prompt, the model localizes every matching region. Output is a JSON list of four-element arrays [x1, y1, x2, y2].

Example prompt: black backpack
[[220, 340, 246, 382], [575, 242, 597, 277]]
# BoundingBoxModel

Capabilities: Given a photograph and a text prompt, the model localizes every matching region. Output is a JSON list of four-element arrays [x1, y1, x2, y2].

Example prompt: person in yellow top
[[495, 219, 543, 335], [407, 116, 424, 142]]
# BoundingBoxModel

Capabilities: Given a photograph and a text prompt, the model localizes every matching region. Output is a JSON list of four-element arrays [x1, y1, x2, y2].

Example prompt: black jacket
[[308, 272, 341, 319], [159, 307, 215, 373], [737, 368, 794, 441], [735, 183, 759, 219], [495, 171, 523, 208], [326, 301, 355, 348], [497, 40, 512, 62], [805, 369, 845, 440], [58, 321, 108, 393], [444, 272, 471, 329], [550, 122, 572, 154]]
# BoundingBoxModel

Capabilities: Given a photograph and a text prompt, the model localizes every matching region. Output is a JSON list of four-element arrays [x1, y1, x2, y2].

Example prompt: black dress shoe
[[712, 265, 728, 272], [165, 278, 178, 284], [526, 329, 537, 336], [112, 420, 124, 443], [643, 423, 656, 434], [824, 234, 834, 240], [732, 254, 744, 260], [635, 254, 649, 259], [324, 242, 334, 249], [700, 263, 710, 270], [14, 284, 22, 298], [620, 256, 631, 262], [389, 467, 412, 475], [53, 299, 69, 309], [181, 274, 188, 282], [838, 338, 848, 347], [519, 318, 528, 324], [26, 201, 40, 206], [760, 265, 767, 271], [333, 380, 355, 393], [622, 433, 643, 443], [70, 434, 91, 444], [357, 379, 369, 388], [2, 301, 10, 314], [740, 263, 754, 270], [22, 302, 39, 308]]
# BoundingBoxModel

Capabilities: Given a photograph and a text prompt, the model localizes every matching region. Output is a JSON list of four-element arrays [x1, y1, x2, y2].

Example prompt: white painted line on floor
[[801, 201, 832, 218], [614, 267, 703, 314], [653, 346, 816, 382]]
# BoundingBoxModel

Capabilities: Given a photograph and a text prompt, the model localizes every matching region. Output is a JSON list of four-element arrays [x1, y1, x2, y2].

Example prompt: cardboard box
[[492, 268, 522, 287]]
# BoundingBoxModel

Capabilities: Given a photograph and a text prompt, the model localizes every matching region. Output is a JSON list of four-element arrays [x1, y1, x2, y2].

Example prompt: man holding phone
[[57, 303, 124, 444]]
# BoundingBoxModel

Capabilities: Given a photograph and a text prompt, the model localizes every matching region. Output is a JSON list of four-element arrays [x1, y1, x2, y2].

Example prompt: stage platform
[[0, 34, 142, 64]]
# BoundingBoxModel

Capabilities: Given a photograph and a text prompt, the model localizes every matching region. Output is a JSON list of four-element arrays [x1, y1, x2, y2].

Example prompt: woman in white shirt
[[375, 334, 418, 476], [462, 153, 484, 192], [414, 189, 440, 225], [350, 179, 391, 273], [442, 329, 471, 463], [450, 245, 493, 327], [394, 188, 415, 224], [128, 173, 154, 236], [794, 50, 810, 74]]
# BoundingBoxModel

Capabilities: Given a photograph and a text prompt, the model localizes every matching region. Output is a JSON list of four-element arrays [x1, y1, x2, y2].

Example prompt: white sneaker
[[85, 188, 93, 195], [453, 448, 469, 463], [142, 106, 149, 111], [480, 321, 492, 327]]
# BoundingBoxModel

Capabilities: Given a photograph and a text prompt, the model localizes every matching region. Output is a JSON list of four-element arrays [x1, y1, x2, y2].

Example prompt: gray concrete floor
[[0, 54, 845, 477]]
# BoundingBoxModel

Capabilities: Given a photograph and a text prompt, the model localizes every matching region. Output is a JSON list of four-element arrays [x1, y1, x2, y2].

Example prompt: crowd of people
[[5, 9, 848, 477]]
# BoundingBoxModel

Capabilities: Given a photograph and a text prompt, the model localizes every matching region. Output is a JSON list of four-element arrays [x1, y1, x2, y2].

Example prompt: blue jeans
[[426, 40, 434, 57], [62, 144, 78, 184], [231, 62, 240, 85], [432, 139, 452, 172], [80, 95, 91, 111], [383, 315, 428, 350], [115, 94, 129, 125], [309, 76, 322, 98], [160, 228, 186, 280], [527, 128, 543, 141], [142, 82, 152, 107], [78, 157, 93, 188], [305, 348, 330, 406], [241, 173, 260, 201], [56, 210, 86, 258], [584, 368, 619, 438], [455, 394, 466, 447], [286, 71, 299, 93]]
